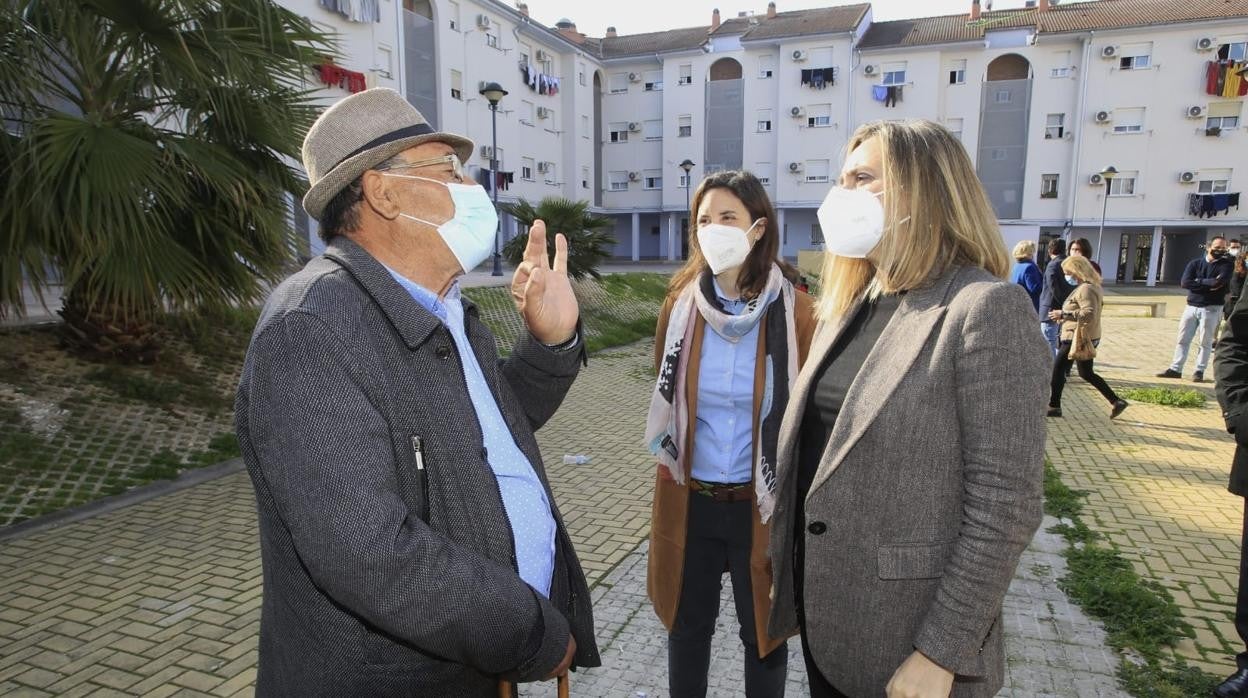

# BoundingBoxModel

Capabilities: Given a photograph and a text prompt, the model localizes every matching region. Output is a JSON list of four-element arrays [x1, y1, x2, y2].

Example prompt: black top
[[1038, 254, 1073, 318], [1181, 255, 1235, 307]]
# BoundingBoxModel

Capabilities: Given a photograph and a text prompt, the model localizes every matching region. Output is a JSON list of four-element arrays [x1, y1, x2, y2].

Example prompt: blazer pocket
[[877, 540, 956, 580]]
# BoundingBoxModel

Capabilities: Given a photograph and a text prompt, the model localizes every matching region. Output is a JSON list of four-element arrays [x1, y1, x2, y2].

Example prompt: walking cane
[[497, 673, 569, 698]]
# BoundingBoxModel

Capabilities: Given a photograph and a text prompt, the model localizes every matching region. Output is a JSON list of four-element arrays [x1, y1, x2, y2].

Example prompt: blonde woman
[[1010, 239, 1042, 312], [765, 120, 1049, 698], [1046, 255, 1129, 419]]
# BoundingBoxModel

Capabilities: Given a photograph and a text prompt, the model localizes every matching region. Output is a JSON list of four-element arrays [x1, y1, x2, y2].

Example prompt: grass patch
[[1120, 387, 1206, 408], [1043, 462, 1214, 695], [584, 313, 658, 355]]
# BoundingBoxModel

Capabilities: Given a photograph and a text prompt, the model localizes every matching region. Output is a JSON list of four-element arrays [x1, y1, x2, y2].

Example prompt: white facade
[[288, 0, 1248, 283]]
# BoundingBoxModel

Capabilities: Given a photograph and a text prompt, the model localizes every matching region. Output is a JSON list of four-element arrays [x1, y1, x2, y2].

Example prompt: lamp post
[[679, 159, 695, 259], [479, 81, 508, 276], [1095, 165, 1118, 269]]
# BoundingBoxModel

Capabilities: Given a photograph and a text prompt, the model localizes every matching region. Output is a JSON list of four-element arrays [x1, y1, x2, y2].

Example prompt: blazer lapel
[[804, 267, 966, 500]]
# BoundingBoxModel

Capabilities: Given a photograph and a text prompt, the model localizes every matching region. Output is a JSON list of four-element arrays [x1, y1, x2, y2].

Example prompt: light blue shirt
[[383, 267, 556, 597], [690, 279, 758, 484]]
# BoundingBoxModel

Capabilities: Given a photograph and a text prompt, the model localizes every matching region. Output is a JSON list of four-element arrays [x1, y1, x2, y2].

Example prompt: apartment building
[[287, 0, 1248, 285]]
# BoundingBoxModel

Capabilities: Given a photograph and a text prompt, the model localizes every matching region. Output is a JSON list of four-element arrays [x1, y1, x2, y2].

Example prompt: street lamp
[[479, 81, 508, 276], [679, 159, 695, 259], [1095, 165, 1118, 269]]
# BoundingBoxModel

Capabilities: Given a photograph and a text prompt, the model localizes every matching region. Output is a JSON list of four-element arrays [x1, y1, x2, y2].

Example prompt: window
[[1040, 174, 1059, 199], [807, 104, 831, 128], [578, 62, 586, 86], [678, 115, 692, 138], [644, 70, 663, 91], [375, 45, 393, 79], [581, 115, 590, 138], [1223, 42, 1248, 62], [609, 73, 628, 94], [644, 171, 662, 190], [991, 148, 1007, 161], [521, 157, 535, 181], [1113, 107, 1145, 133], [543, 109, 557, 132], [1199, 179, 1230, 194], [805, 159, 831, 183], [485, 33, 500, 49], [1045, 113, 1065, 139], [811, 223, 824, 245], [678, 173, 691, 188], [450, 70, 463, 100], [521, 100, 534, 125], [946, 117, 963, 141], [1118, 43, 1152, 70], [519, 43, 531, 66], [1208, 102, 1243, 130], [487, 146, 504, 168], [609, 171, 629, 191], [644, 119, 662, 141], [1109, 171, 1138, 196], [882, 61, 906, 86], [756, 109, 773, 133], [448, 0, 459, 30], [1050, 66, 1070, 78], [608, 122, 628, 143], [759, 54, 775, 79], [756, 163, 771, 186], [678, 64, 693, 85], [543, 162, 557, 184], [1051, 50, 1071, 78], [994, 89, 1012, 104], [581, 166, 590, 189], [948, 59, 966, 85]]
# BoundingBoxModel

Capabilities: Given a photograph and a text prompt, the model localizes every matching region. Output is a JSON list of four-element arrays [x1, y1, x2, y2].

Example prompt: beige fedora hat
[[301, 88, 474, 221]]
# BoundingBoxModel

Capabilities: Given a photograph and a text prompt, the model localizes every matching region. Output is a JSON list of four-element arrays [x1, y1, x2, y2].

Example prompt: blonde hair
[[1012, 239, 1036, 261], [817, 120, 1010, 320], [1061, 254, 1102, 286]]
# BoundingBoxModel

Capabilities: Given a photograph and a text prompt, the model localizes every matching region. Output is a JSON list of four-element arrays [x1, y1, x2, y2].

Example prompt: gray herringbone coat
[[768, 266, 1049, 697], [235, 237, 600, 697]]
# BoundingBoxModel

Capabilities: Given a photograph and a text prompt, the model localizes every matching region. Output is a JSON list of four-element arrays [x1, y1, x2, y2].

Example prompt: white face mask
[[815, 186, 908, 259], [383, 174, 499, 273], [698, 220, 759, 276]]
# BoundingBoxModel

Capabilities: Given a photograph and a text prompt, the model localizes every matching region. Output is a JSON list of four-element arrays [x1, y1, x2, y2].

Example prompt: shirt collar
[[382, 264, 460, 323], [711, 277, 743, 306]]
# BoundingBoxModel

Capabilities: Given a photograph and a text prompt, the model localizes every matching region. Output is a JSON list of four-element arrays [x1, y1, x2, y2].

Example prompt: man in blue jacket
[[1038, 238, 1073, 356], [1159, 236, 1234, 382]]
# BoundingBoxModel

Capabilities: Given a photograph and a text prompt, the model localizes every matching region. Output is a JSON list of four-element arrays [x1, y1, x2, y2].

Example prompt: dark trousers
[[799, 628, 851, 697], [1050, 340, 1120, 408], [668, 492, 788, 697]]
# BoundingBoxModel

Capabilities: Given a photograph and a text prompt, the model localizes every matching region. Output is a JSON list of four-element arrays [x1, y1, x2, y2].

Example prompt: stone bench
[[1102, 300, 1167, 318]]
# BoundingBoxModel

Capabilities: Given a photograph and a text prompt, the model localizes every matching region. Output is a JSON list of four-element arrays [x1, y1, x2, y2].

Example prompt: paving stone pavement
[[0, 295, 1198, 695]]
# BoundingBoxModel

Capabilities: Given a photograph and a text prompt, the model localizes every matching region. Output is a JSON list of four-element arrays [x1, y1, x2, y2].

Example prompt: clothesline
[[476, 167, 515, 193], [314, 62, 367, 94], [1187, 192, 1241, 218], [800, 67, 837, 89], [1204, 60, 1248, 97], [318, 0, 379, 23], [519, 63, 561, 96]]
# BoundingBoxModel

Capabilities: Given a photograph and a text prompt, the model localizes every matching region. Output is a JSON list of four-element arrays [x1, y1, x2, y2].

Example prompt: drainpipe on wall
[[1065, 30, 1094, 242]]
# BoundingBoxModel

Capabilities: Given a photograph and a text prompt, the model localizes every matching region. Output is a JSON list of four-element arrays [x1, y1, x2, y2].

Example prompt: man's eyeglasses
[[376, 153, 464, 182]]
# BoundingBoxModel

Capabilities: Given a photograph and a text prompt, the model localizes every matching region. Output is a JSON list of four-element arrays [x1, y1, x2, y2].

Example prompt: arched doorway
[[705, 57, 745, 176], [403, 0, 438, 127], [977, 53, 1033, 219]]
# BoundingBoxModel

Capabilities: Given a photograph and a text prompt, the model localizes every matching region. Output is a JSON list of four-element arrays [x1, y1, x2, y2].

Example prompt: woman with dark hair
[[1227, 240, 1246, 321], [1069, 238, 1102, 276], [645, 170, 817, 697]]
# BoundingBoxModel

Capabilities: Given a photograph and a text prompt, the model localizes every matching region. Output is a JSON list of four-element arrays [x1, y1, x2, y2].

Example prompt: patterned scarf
[[644, 265, 797, 520]]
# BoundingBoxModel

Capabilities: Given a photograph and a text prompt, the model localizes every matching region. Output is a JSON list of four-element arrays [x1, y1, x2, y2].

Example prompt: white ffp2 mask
[[698, 220, 759, 275], [816, 186, 907, 259]]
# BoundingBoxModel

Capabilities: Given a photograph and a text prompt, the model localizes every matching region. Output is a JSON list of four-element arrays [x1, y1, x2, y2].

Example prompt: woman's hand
[[885, 651, 954, 698], [1047, 310, 1063, 322]]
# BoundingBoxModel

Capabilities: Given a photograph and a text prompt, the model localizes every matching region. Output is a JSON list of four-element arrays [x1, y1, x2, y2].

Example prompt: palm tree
[[0, 0, 336, 362], [501, 197, 615, 281]]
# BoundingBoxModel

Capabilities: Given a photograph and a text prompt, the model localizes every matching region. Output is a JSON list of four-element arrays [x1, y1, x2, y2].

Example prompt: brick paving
[[2, 288, 1230, 695]]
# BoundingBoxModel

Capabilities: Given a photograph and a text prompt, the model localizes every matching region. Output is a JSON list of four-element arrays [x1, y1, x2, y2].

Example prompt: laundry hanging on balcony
[[476, 168, 515, 193], [1204, 60, 1248, 97], [1188, 192, 1241, 218], [314, 62, 368, 94], [800, 67, 836, 89], [872, 84, 902, 107], [519, 63, 560, 96], [318, 0, 380, 23]]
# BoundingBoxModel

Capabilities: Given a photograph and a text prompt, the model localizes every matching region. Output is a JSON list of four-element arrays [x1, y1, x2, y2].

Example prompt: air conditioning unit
[[628, 72, 641, 82], [628, 121, 641, 132], [537, 106, 550, 119], [788, 162, 803, 173], [790, 106, 805, 118], [863, 64, 876, 75], [1186, 105, 1206, 119], [480, 145, 495, 158], [476, 13, 491, 29], [792, 49, 808, 62], [537, 161, 551, 173], [1101, 45, 1119, 59], [1088, 173, 1104, 185], [1179, 171, 1197, 184], [535, 49, 550, 62], [1196, 37, 1217, 52], [1093, 110, 1112, 124], [627, 171, 640, 182]]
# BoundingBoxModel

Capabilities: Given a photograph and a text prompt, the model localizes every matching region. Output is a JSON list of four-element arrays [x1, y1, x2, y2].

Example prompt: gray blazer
[[235, 237, 600, 697], [768, 265, 1048, 697]]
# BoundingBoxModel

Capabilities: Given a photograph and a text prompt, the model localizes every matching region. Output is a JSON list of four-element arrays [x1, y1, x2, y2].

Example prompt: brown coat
[[647, 288, 816, 657], [1058, 282, 1103, 342]]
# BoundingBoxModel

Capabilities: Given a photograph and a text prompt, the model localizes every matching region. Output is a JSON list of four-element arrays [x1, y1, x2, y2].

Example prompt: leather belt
[[689, 479, 752, 503]]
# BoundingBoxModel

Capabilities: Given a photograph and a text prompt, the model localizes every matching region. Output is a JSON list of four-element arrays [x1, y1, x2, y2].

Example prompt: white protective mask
[[698, 220, 760, 275], [815, 186, 908, 259], [383, 174, 499, 273]]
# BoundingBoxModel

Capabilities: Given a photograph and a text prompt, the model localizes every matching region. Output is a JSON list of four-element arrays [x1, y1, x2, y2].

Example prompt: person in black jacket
[[1214, 289, 1248, 698], [1228, 240, 1245, 322], [1159, 236, 1234, 382], [1038, 238, 1074, 356]]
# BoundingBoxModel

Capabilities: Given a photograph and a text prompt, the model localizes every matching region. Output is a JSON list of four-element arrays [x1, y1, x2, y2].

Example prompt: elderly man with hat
[[235, 88, 600, 695]]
